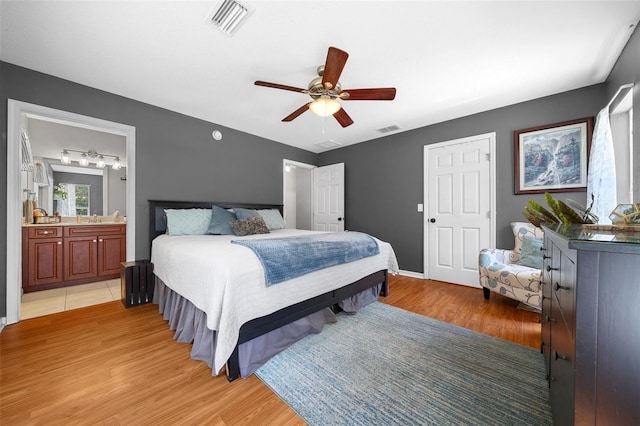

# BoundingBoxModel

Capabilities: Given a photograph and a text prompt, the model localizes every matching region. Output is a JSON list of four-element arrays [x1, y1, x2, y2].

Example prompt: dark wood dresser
[[542, 224, 640, 425]]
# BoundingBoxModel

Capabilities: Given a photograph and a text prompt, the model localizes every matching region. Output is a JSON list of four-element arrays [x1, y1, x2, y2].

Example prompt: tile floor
[[20, 279, 121, 320]]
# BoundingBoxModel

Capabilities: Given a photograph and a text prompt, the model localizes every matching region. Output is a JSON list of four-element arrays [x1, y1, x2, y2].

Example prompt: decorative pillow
[[512, 222, 544, 255], [234, 207, 260, 220], [230, 216, 271, 236], [207, 205, 237, 235], [164, 208, 212, 236], [258, 209, 286, 230], [519, 235, 544, 269]]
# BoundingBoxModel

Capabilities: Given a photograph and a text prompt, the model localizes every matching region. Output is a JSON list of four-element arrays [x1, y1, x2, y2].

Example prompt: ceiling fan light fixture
[[309, 97, 341, 117]]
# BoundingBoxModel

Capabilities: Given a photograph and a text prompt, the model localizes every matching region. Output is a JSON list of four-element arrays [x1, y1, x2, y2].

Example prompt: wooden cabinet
[[542, 225, 640, 425], [22, 227, 64, 288], [22, 224, 126, 292]]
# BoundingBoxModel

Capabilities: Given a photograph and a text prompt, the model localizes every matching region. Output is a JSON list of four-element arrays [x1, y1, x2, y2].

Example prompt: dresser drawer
[[28, 226, 63, 239]]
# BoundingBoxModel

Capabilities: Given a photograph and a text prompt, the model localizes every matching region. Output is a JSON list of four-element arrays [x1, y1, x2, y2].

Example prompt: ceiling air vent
[[376, 125, 401, 134], [207, 0, 253, 36], [315, 140, 342, 150]]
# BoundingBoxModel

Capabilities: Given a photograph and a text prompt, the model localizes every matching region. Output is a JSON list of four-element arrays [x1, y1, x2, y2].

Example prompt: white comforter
[[151, 229, 399, 374]]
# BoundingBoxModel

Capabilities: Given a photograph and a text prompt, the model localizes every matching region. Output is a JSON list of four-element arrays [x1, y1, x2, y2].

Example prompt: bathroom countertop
[[22, 220, 126, 227]]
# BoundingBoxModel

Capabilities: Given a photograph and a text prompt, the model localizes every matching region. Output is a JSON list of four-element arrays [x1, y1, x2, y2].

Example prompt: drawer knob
[[57, 241, 62, 245], [43, 231, 49, 234], [546, 265, 558, 272], [93, 240, 97, 243]]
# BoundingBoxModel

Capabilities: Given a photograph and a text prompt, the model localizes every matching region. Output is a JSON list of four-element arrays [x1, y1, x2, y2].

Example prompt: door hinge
[[486, 211, 491, 219], [485, 153, 491, 161]]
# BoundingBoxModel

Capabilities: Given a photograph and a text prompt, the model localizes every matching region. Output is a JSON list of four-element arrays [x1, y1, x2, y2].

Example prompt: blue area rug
[[256, 302, 552, 425]]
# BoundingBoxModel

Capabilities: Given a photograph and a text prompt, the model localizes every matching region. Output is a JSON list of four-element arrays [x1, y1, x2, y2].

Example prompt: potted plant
[[54, 183, 67, 200]]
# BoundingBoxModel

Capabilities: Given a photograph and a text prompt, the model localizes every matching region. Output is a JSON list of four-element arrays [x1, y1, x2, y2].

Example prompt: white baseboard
[[398, 270, 425, 279], [0, 317, 7, 333]]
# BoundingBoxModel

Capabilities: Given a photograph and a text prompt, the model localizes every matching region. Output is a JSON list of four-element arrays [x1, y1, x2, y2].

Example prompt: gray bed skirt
[[153, 276, 381, 378]]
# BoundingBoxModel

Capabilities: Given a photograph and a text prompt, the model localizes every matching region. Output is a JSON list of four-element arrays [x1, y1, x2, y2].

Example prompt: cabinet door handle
[[93, 239, 97, 243], [543, 255, 551, 260], [554, 351, 568, 361], [547, 265, 558, 272], [43, 231, 49, 234], [554, 282, 569, 292], [57, 241, 62, 245], [546, 315, 556, 323], [99, 239, 103, 242]]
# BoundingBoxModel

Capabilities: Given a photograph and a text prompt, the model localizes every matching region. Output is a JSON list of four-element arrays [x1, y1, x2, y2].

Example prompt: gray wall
[[0, 62, 317, 317], [106, 166, 127, 216], [318, 84, 607, 273]]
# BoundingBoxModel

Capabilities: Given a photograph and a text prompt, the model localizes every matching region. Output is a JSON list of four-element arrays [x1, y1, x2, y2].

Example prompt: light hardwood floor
[[0, 275, 541, 425]]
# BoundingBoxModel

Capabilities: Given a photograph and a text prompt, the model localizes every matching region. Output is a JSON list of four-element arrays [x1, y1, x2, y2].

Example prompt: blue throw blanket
[[231, 232, 380, 286]]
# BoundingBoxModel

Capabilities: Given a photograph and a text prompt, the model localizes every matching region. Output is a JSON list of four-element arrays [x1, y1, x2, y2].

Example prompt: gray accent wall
[[0, 62, 316, 317], [318, 84, 607, 273]]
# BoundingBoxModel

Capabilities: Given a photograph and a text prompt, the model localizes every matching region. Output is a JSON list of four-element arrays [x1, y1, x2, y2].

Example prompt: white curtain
[[58, 184, 78, 216], [586, 107, 617, 224]]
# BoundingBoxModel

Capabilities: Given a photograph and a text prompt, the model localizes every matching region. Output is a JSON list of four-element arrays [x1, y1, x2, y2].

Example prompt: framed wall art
[[514, 117, 593, 195]]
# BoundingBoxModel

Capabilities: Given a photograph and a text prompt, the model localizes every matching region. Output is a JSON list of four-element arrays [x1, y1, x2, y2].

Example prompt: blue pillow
[[164, 209, 212, 236], [519, 235, 543, 269], [207, 205, 237, 235], [258, 209, 286, 230], [234, 207, 260, 220]]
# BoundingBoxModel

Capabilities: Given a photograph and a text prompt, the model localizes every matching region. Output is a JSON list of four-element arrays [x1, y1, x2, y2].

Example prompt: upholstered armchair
[[478, 222, 544, 308]]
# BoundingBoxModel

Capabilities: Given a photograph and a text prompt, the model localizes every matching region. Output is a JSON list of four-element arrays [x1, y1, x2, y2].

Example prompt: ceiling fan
[[254, 47, 396, 128]]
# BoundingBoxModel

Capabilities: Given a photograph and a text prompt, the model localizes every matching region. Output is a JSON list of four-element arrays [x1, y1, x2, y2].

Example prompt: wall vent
[[207, 0, 253, 36], [315, 140, 342, 150], [376, 124, 401, 134]]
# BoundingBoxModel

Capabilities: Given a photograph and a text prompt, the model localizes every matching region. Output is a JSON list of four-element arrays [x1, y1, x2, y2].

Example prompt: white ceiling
[[2, 1, 639, 154]]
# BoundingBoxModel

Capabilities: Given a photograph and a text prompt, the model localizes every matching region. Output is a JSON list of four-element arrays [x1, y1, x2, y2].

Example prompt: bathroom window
[[56, 183, 91, 216]]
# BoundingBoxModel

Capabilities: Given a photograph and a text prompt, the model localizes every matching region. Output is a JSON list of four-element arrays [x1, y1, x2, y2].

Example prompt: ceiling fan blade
[[321, 47, 349, 91], [333, 108, 354, 128], [255, 80, 307, 94], [340, 88, 396, 101], [282, 103, 312, 122]]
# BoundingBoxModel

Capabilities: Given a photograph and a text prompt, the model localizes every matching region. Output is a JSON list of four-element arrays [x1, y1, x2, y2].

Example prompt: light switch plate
[[417, 203, 424, 212]]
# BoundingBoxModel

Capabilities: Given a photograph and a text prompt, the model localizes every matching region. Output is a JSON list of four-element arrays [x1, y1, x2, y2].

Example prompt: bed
[[148, 200, 399, 381]]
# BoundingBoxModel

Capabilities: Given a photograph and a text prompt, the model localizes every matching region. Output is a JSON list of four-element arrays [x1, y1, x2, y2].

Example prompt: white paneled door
[[313, 163, 345, 232], [424, 133, 495, 287]]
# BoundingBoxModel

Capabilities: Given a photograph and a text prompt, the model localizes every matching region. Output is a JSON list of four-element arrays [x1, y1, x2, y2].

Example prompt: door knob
[[337, 217, 343, 221], [429, 218, 436, 223]]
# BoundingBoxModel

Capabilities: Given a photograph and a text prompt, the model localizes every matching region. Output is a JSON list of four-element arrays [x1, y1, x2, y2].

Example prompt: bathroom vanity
[[22, 222, 126, 292]]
